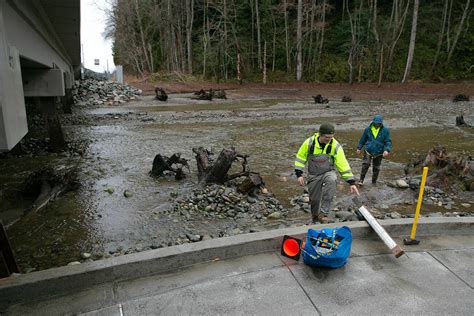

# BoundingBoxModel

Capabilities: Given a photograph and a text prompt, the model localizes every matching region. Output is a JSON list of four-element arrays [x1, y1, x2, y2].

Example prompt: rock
[[396, 179, 409, 188], [170, 191, 179, 198], [81, 252, 92, 259], [267, 211, 282, 219], [428, 212, 443, 218], [348, 215, 360, 221], [186, 234, 201, 242], [24, 267, 37, 273], [408, 178, 420, 189], [67, 261, 81, 266], [247, 196, 257, 204], [389, 212, 401, 219], [232, 228, 241, 235], [335, 210, 353, 221], [123, 190, 133, 198], [104, 187, 114, 194], [461, 203, 471, 208], [234, 205, 244, 213]]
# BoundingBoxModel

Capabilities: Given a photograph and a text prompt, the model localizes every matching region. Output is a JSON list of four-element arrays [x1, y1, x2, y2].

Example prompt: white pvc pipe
[[358, 206, 405, 258]]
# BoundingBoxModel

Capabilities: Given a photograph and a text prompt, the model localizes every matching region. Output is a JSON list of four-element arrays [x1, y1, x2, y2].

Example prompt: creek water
[[1, 96, 473, 271]]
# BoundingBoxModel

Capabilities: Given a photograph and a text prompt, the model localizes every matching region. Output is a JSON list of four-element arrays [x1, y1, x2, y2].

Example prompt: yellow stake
[[410, 167, 429, 240]]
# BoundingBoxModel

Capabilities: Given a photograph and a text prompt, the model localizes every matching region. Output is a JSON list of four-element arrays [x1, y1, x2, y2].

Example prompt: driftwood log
[[312, 94, 329, 104], [192, 147, 265, 192], [453, 94, 469, 102], [150, 153, 189, 180], [193, 89, 213, 100], [341, 96, 352, 102], [155, 87, 168, 101], [23, 167, 79, 214], [212, 89, 227, 99], [404, 145, 473, 190]]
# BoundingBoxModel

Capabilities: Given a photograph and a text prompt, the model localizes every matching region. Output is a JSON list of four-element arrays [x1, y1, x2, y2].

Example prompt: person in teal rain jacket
[[356, 115, 392, 185]]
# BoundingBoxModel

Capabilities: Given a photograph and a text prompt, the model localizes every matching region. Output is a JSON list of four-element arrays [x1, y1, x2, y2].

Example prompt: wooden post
[[0, 220, 19, 278], [358, 206, 405, 258]]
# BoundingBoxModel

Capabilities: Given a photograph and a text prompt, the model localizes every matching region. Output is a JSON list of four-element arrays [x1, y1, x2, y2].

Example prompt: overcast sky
[[81, 0, 115, 72]]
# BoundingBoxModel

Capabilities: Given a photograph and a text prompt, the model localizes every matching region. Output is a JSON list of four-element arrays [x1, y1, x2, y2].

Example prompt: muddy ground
[[1, 82, 473, 272]]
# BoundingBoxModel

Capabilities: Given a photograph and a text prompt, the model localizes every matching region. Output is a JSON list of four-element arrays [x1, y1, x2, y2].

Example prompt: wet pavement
[[0, 93, 473, 271]]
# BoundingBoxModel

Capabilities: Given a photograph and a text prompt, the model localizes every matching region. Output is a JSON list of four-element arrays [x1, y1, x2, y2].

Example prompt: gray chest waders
[[307, 138, 335, 176], [306, 138, 337, 220]]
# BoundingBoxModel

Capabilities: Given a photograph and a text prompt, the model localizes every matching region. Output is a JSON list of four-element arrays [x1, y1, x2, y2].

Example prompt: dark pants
[[360, 151, 383, 184]]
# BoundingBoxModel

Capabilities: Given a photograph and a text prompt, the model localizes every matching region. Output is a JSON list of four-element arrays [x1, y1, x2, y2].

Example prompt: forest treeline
[[105, 0, 473, 83]]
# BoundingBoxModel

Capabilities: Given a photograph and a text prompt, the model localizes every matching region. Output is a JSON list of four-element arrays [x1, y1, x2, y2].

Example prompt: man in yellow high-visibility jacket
[[295, 123, 359, 223]]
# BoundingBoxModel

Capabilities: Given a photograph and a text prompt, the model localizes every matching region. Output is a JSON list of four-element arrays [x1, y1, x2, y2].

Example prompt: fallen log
[[23, 167, 79, 214], [192, 89, 212, 100]]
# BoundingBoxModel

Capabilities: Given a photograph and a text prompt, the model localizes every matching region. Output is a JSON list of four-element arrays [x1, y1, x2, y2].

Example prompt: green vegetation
[[105, 0, 473, 83]]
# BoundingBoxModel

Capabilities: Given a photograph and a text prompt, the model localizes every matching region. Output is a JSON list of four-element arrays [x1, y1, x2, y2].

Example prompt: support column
[[34, 97, 66, 152], [61, 89, 73, 114]]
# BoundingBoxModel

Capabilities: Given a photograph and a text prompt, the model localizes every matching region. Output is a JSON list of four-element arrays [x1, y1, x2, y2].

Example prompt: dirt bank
[[128, 76, 474, 101]]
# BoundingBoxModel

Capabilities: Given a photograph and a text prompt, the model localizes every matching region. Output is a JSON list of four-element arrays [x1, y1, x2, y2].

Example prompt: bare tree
[[186, 0, 194, 74], [402, 0, 419, 83], [255, 0, 262, 69], [431, 0, 449, 77], [296, 0, 303, 80], [447, 0, 471, 65], [283, 0, 291, 72], [317, 0, 327, 68]]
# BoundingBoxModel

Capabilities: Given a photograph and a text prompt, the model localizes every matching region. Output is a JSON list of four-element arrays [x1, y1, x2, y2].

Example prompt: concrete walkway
[[1, 218, 473, 315]]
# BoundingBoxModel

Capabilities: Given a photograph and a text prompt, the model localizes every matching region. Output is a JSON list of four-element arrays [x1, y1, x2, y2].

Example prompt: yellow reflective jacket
[[294, 133, 355, 182]]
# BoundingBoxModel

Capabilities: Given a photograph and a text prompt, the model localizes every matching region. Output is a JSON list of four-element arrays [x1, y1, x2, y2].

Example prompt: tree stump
[[192, 147, 258, 187], [342, 96, 352, 102], [453, 94, 469, 102], [150, 153, 188, 180], [155, 87, 168, 101], [456, 115, 471, 127], [312, 94, 329, 104]]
